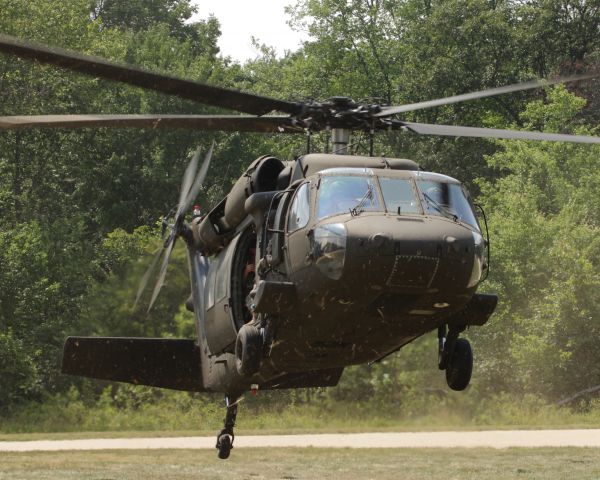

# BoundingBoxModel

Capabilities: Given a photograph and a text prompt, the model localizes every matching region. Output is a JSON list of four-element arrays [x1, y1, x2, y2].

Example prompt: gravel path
[[2, 430, 600, 452]]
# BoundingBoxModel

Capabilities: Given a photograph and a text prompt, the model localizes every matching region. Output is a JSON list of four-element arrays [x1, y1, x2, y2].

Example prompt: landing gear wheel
[[216, 433, 233, 459], [235, 324, 263, 376], [445, 338, 473, 391], [215, 400, 238, 460]]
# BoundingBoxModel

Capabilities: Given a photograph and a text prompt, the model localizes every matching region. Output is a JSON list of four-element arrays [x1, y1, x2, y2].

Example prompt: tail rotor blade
[[147, 236, 176, 312], [177, 148, 201, 215], [134, 247, 163, 308], [136, 141, 216, 311], [180, 141, 215, 217]]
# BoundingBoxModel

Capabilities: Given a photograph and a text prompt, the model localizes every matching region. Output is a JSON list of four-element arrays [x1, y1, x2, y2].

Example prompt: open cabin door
[[200, 226, 256, 355]]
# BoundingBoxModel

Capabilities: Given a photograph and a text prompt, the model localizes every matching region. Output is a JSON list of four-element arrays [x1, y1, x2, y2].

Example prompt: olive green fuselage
[[269, 213, 477, 371], [193, 162, 491, 394]]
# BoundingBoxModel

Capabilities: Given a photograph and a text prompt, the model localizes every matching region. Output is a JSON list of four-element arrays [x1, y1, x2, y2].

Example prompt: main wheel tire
[[445, 338, 473, 391], [217, 434, 232, 459], [235, 324, 263, 376]]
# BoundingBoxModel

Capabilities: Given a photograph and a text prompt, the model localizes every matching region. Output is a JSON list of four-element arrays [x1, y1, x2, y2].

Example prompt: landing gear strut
[[216, 396, 239, 459], [438, 324, 473, 391]]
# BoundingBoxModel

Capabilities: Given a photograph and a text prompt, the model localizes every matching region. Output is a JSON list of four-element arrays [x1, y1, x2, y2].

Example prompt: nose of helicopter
[[340, 214, 478, 293]]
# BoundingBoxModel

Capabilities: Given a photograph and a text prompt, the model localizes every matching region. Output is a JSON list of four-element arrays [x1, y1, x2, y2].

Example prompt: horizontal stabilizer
[[62, 337, 205, 392]]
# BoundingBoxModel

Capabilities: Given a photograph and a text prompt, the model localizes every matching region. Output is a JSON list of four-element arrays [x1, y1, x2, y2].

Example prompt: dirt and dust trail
[[2, 430, 600, 452]]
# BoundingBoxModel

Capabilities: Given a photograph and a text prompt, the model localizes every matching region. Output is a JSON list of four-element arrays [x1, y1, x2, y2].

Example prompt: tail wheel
[[217, 433, 232, 459], [235, 324, 263, 376], [445, 338, 473, 391]]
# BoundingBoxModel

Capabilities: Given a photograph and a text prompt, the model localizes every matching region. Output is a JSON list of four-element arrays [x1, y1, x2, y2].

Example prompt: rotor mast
[[331, 128, 350, 155]]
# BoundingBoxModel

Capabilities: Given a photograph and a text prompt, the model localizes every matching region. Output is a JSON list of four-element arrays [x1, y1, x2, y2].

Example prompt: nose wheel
[[438, 325, 472, 391]]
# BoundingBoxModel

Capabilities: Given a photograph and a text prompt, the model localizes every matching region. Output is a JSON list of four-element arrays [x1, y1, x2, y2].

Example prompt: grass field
[[5, 398, 600, 440], [5, 388, 600, 438], [1, 448, 599, 480]]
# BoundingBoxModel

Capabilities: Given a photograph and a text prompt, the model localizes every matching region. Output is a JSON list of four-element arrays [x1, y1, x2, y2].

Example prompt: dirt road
[[1, 430, 599, 452]]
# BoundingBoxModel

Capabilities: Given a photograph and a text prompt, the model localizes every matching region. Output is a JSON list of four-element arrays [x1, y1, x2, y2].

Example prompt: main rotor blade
[[403, 122, 600, 144], [179, 141, 215, 217], [147, 237, 176, 312], [0, 34, 300, 116], [0, 114, 300, 132], [377, 72, 600, 117]]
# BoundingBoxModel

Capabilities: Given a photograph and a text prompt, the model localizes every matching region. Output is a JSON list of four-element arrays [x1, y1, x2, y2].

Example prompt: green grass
[[4, 389, 600, 437], [1, 448, 600, 480], [4, 401, 600, 439]]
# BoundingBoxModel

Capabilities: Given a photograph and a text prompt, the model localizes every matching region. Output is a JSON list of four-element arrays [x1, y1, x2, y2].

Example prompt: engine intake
[[195, 155, 284, 254]]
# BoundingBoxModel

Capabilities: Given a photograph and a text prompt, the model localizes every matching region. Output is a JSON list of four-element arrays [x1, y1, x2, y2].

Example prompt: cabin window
[[379, 177, 420, 214], [287, 182, 310, 232], [206, 257, 218, 309], [215, 257, 227, 302]]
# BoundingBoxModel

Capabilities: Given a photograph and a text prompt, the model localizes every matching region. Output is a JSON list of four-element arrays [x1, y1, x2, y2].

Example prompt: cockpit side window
[[417, 180, 480, 229], [287, 182, 310, 232]]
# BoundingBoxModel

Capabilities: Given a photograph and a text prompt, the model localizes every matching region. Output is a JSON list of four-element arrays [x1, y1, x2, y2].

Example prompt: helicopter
[[1, 34, 600, 460]]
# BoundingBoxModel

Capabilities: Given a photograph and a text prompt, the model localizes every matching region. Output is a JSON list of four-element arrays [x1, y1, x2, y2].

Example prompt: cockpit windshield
[[315, 170, 480, 230], [317, 175, 381, 219], [416, 180, 479, 229], [379, 177, 420, 214]]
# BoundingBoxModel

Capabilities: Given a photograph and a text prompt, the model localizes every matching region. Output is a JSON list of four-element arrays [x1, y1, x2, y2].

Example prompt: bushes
[[474, 86, 600, 399], [0, 330, 39, 408], [4, 384, 600, 434]]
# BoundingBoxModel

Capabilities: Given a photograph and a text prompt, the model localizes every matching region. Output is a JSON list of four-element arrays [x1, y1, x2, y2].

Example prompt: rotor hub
[[294, 98, 401, 133]]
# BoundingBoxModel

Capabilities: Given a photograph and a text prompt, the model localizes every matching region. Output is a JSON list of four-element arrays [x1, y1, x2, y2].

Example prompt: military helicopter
[[1, 34, 599, 459]]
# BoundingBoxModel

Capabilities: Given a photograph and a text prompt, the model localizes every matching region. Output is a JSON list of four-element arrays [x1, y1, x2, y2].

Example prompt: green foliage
[[0, 221, 92, 398], [0, 0, 223, 406], [515, 0, 600, 77], [0, 330, 39, 407], [82, 226, 192, 338], [474, 85, 600, 398]]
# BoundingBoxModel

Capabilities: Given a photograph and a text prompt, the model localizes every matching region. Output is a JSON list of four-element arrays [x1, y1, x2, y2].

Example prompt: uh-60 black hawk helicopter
[[1, 34, 600, 459]]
